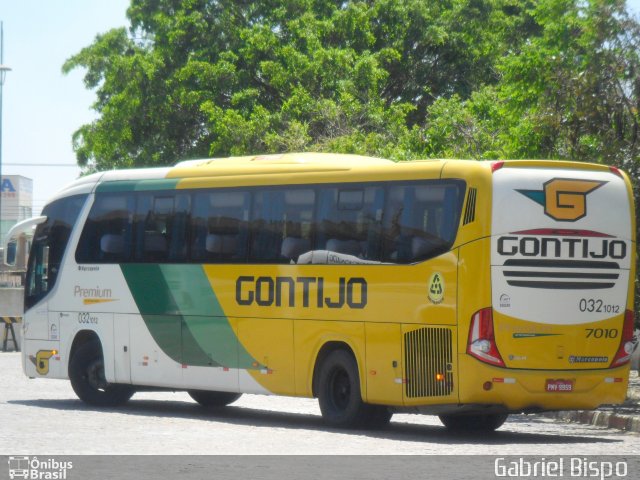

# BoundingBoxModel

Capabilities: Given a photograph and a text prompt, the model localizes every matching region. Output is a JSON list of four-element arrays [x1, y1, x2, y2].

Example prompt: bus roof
[[173, 152, 394, 168], [165, 153, 454, 189], [47, 155, 620, 203]]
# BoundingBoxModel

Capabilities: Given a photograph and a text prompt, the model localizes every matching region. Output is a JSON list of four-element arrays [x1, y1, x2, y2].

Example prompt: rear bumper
[[457, 355, 630, 413]]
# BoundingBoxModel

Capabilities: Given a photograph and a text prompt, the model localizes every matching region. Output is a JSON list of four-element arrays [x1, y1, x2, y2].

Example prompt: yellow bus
[[8, 153, 637, 431]]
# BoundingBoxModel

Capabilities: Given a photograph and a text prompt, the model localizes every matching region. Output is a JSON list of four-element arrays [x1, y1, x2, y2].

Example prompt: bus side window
[[382, 182, 464, 263], [250, 188, 315, 263], [134, 193, 190, 263], [135, 195, 167, 262], [76, 193, 133, 263], [169, 194, 190, 262], [191, 190, 250, 263], [315, 186, 383, 261], [280, 189, 315, 262]]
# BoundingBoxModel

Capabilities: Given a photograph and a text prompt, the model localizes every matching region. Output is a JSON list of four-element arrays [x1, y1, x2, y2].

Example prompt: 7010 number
[[585, 328, 618, 339]]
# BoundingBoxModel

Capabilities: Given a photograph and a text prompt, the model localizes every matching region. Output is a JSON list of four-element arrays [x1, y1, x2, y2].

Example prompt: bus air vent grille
[[463, 188, 477, 225], [464, 188, 478, 225], [404, 327, 454, 398]]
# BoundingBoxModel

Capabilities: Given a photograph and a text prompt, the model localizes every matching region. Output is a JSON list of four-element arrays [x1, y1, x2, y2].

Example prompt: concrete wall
[[1, 288, 23, 351], [0, 288, 23, 316]]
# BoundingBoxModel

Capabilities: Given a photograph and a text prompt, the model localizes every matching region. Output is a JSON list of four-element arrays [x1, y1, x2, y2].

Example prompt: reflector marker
[[492, 377, 516, 384], [604, 377, 623, 383]]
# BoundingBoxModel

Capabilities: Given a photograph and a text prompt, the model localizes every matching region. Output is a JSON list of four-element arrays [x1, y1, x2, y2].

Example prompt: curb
[[544, 410, 640, 433]]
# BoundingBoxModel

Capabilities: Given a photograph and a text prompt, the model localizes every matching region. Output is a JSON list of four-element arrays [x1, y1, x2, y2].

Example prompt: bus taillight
[[491, 161, 505, 172], [467, 308, 505, 367], [609, 166, 623, 177], [609, 310, 637, 368]]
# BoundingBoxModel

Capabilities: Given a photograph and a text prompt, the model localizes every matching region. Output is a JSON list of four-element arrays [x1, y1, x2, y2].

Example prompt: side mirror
[[3, 215, 47, 267]]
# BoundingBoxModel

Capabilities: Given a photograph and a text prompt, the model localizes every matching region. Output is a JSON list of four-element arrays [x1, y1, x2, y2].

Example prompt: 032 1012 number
[[578, 298, 620, 314]]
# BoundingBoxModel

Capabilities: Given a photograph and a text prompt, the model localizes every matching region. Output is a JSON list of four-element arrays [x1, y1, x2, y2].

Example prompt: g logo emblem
[[518, 178, 606, 222], [35, 350, 55, 375]]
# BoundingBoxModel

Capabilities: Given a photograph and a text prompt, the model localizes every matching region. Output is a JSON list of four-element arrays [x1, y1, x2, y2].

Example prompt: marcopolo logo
[[8, 456, 73, 479], [517, 178, 606, 222]]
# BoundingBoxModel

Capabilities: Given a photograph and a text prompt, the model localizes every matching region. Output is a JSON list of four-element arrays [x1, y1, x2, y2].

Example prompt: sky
[[1, 0, 640, 215], [1, 0, 130, 214]]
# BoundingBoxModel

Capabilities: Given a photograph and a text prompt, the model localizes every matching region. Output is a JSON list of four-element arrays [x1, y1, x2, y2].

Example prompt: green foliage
[[419, 0, 640, 167], [64, 0, 528, 168], [66, 0, 640, 169]]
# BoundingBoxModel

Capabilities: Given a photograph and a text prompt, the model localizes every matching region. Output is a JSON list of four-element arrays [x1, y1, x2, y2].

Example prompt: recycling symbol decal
[[428, 272, 445, 304]]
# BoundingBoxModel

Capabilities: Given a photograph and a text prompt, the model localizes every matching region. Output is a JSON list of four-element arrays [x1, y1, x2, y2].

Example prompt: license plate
[[545, 379, 574, 392]]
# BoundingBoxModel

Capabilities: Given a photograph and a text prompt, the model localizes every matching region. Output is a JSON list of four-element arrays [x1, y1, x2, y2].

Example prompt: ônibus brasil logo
[[8, 456, 73, 479], [517, 178, 606, 222]]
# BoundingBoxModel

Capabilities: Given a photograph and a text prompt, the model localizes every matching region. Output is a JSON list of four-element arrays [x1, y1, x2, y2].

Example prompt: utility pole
[[0, 21, 12, 249]]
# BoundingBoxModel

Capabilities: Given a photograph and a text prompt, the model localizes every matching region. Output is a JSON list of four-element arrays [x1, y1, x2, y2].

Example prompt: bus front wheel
[[317, 349, 391, 429], [438, 413, 508, 432], [69, 341, 134, 406], [188, 390, 242, 407]]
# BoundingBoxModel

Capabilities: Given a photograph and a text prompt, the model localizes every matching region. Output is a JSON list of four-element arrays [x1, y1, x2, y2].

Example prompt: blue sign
[[1, 178, 16, 193]]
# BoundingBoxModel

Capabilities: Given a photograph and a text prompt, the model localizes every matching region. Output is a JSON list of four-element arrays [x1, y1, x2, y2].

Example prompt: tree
[[64, 0, 531, 170]]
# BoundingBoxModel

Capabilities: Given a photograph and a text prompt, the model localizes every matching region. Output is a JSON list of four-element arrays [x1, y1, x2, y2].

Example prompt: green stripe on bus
[[120, 264, 256, 369], [120, 264, 209, 365], [158, 264, 256, 369], [96, 179, 180, 193]]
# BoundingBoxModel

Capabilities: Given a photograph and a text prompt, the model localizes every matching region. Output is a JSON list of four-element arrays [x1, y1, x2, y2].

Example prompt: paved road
[[0, 352, 638, 455]]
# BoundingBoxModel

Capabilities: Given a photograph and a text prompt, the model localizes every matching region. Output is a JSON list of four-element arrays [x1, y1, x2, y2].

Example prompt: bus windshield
[[25, 194, 87, 310]]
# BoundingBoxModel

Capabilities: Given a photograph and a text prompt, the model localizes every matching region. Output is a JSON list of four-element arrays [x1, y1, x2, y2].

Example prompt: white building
[[1, 175, 33, 274], [1, 174, 33, 248]]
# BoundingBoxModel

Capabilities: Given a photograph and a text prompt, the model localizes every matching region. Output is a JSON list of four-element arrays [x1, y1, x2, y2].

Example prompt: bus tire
[[69, 341, 134, 406], [438, 413, 508, 432], [317, 349, 374, 429], [188, 390, 242, 407]]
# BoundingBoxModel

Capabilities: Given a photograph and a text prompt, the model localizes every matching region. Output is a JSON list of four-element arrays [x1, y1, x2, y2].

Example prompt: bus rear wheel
[[69, 341, 134, 406], [438, 413, 508, 432], [317, 349, 391, 429], [188, 390, 242, 407]]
